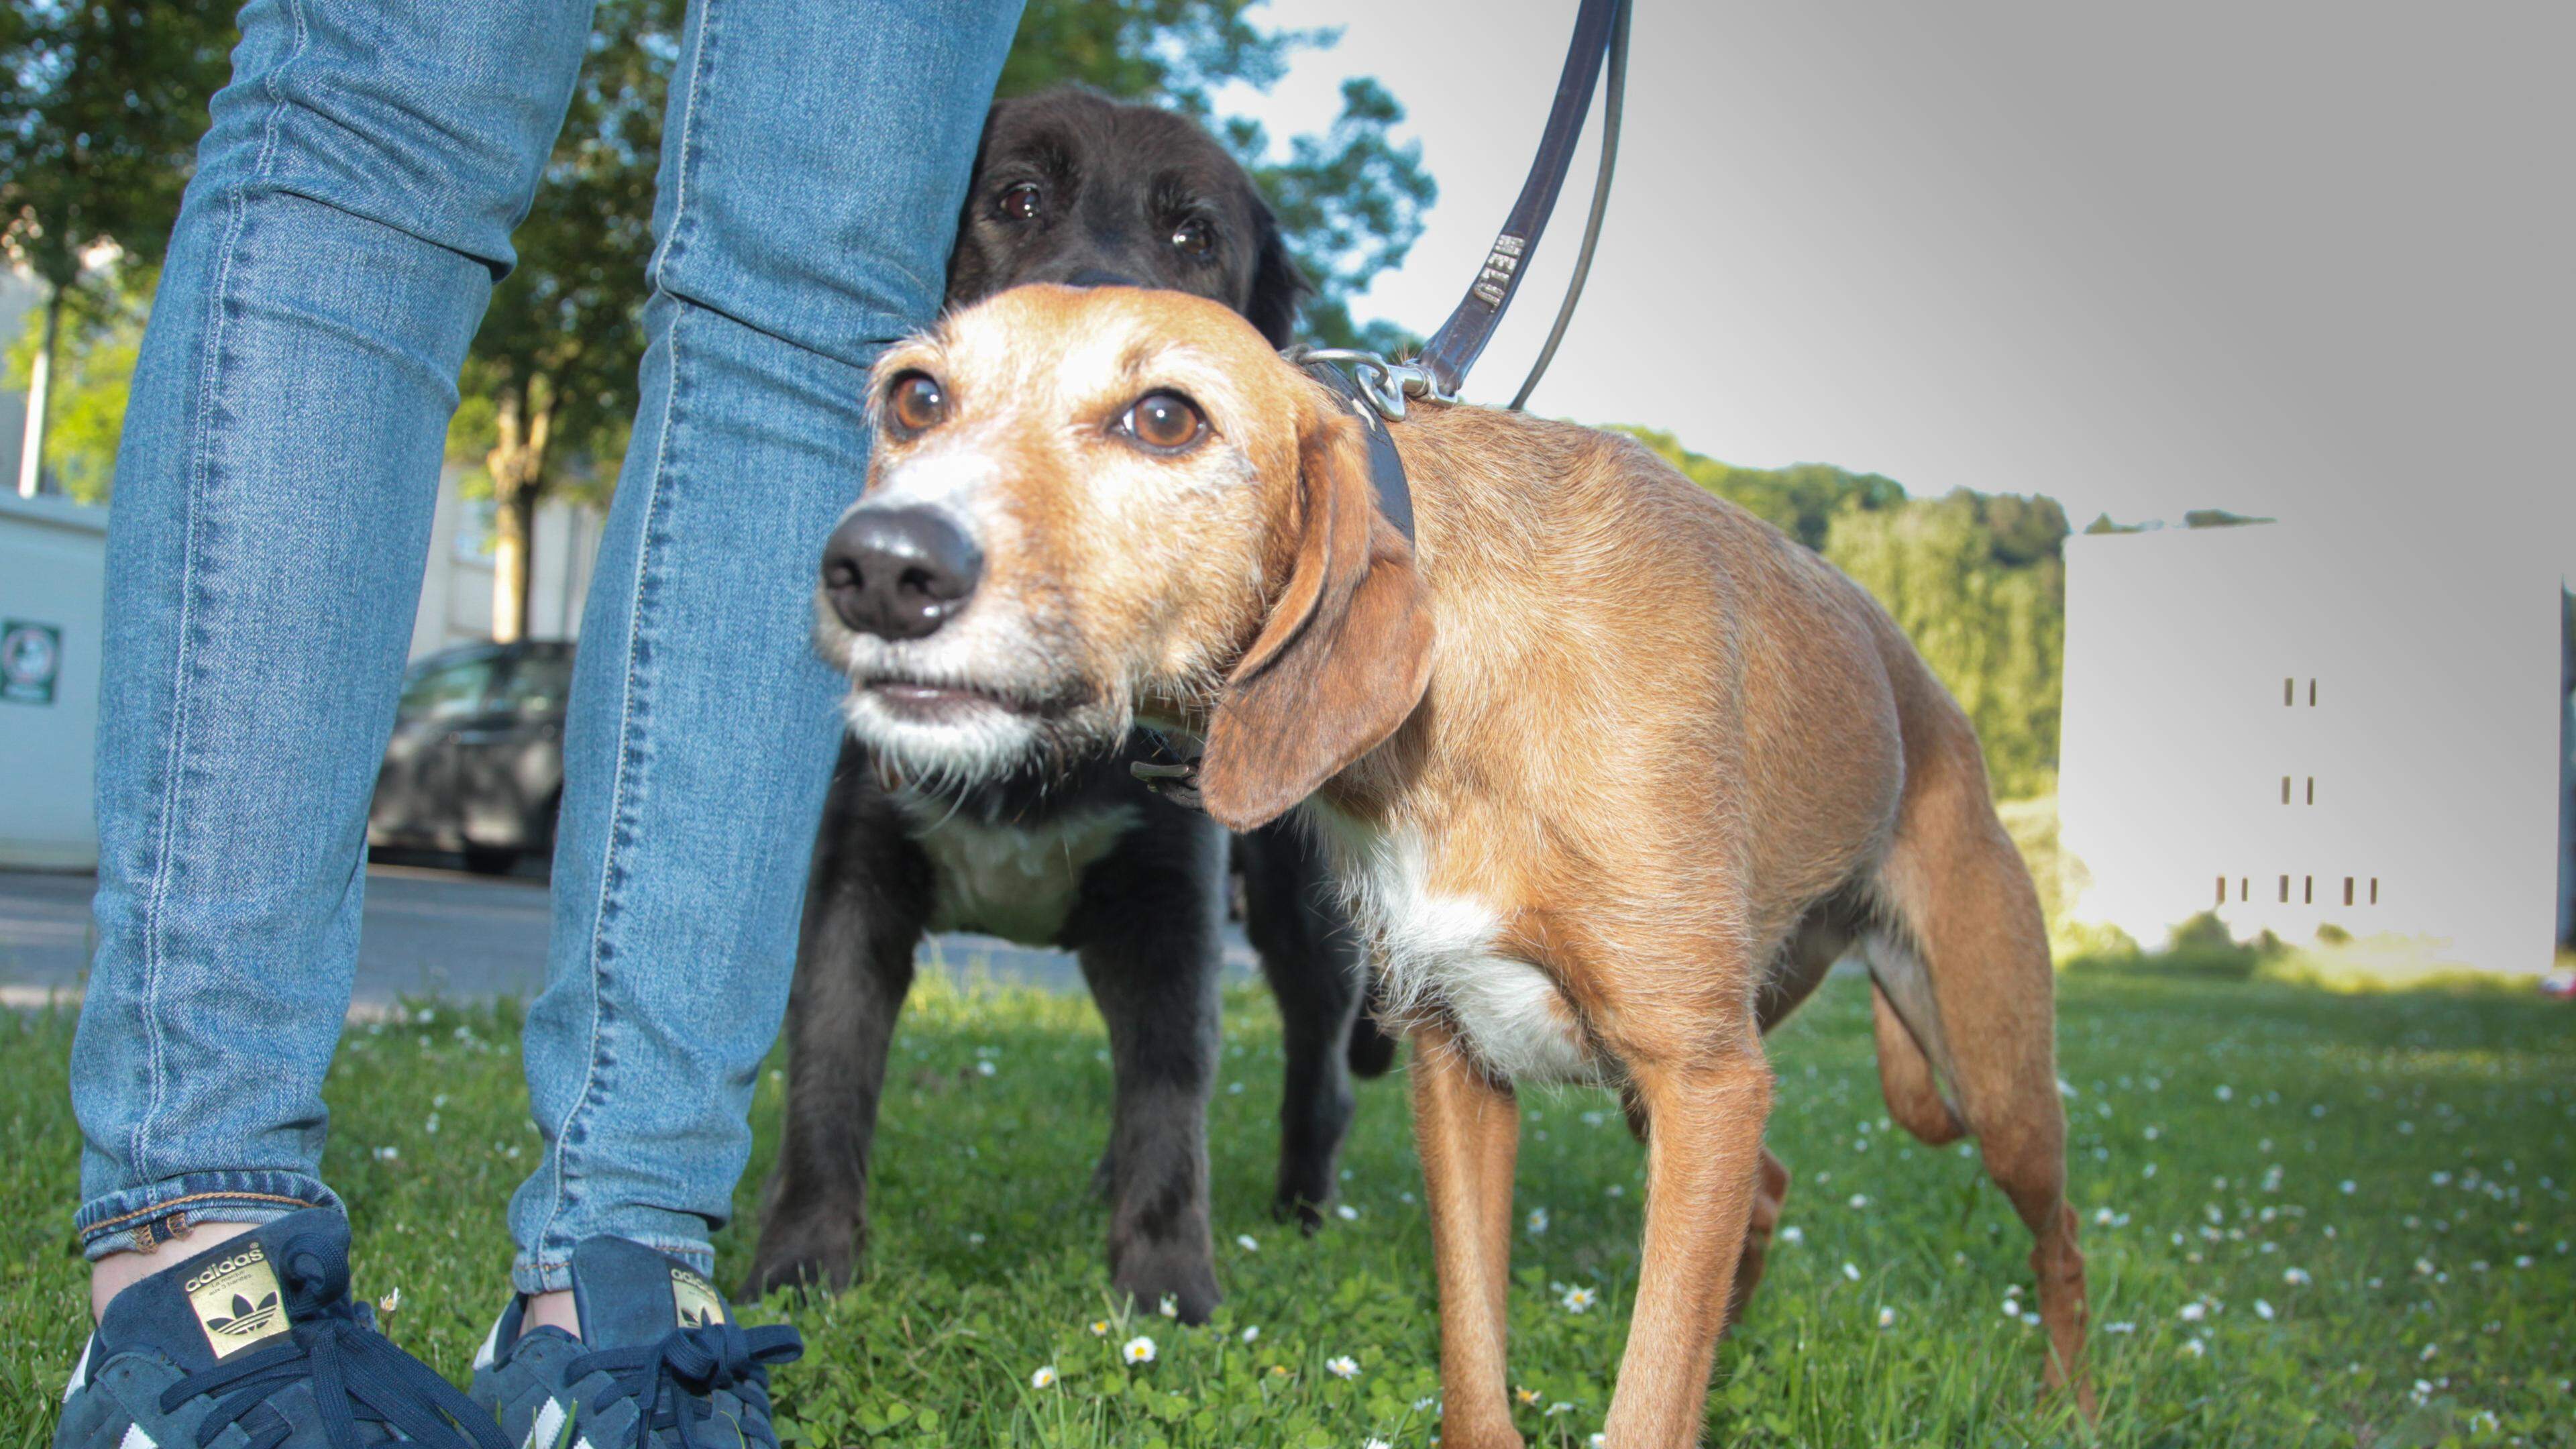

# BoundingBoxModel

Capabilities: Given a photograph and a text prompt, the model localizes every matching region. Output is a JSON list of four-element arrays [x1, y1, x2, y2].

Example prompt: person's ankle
[[524, 1287, 580, 1340], [89, 1219, 259, 1324]]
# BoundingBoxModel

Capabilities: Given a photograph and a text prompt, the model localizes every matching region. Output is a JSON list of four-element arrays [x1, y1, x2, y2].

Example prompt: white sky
[[1218, 1, 2572, 576]]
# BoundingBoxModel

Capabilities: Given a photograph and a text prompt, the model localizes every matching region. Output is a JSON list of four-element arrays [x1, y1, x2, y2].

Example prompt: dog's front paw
[[740, 1236, 857, 1303], [1111, 1244, 1221, 1326]]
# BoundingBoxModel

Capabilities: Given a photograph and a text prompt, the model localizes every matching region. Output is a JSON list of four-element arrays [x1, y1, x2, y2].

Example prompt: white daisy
[[1122, 1335, 1157, 1366], [1030, 1365, 1057, 1389], [1560, 1285, 1597, 1313], [1326, 1354, 1360, 1379]]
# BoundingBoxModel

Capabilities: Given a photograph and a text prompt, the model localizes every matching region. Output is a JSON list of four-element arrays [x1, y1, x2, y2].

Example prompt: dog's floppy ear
[[1199, 391, 1432, 830], [1244, 199, 1311, 349]]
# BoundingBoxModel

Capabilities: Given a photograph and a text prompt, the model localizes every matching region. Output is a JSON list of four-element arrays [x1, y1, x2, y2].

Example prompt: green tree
[[1824, 491, 2068, 800], [0, 1, 233, 494], [1, 262, 144, 502]]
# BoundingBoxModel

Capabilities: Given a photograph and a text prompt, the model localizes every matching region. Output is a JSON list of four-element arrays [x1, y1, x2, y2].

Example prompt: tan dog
[[821, 284, 2092, 1446]]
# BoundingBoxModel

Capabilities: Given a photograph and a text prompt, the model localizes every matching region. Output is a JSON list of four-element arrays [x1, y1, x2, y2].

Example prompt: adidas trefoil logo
[[668, 1266, 727, 1329], [183, 1242, 289, 1357]]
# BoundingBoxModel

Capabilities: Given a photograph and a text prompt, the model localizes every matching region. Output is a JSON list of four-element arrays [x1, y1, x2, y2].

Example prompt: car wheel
[[461, 845, 520, 875]]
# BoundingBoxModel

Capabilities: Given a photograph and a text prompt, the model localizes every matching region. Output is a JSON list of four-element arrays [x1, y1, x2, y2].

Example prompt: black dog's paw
[[1271, 1191, 1328, 1235], [739, 1239, 857, 1304], [1112, 1246, 1221, 1327]]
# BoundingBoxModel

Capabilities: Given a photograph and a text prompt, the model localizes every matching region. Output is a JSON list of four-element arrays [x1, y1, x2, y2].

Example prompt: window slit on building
[[2283, 677, 2295, 706], [2281, 775, 2292, 804], [2240, 877, 2250, 902], [2215, 875, 2227, 907], [2343, 877, 2355, 906], [2308, 678, 2317, 706], [2303, 875, 2313, 904], [2305, 777, 2314, 805], [2278, 875, 2290, 904], [2369, 877, 2379, 904]]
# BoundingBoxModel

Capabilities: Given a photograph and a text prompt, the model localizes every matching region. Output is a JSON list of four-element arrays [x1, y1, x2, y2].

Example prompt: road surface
[[1, 863, 1258, 1012]]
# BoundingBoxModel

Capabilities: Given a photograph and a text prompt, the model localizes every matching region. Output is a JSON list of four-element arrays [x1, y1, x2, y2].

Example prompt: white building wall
[[2057, 523, 2563, 975], [0, 492, 107, 867]]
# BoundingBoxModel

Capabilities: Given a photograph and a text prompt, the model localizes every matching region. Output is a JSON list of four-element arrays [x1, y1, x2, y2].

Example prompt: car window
[[499, 652, 574, 716], [399, 657, 497, 721]]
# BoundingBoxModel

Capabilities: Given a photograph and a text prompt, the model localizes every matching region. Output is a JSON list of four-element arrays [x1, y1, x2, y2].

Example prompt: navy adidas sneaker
[[53, 1208, 506, 1449], [470, 1238, 802, 1449]]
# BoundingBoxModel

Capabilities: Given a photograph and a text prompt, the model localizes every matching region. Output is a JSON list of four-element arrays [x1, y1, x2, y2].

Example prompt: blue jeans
[[70, 0, 1022, 1292]]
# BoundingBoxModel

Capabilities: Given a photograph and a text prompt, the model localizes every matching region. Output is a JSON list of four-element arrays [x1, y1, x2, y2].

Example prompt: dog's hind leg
[[1872, 733, 2093, 1416], [1238, 822, 1366, 1229], [744, 749, 934, 1301]]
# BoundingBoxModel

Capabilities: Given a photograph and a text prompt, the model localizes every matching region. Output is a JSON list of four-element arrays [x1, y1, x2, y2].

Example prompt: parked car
[[369, 641, 572, 874]]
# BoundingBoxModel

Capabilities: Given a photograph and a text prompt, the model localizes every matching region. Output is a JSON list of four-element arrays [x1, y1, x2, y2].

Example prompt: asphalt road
[[1, 862, 1257, 1012]]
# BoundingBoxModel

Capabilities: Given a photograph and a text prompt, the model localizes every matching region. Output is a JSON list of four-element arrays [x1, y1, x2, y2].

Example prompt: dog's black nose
[[821, 507, 982, 641], [1066, 267, 1140, 288]]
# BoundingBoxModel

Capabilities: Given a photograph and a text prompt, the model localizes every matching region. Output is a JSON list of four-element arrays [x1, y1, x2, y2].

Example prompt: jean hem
[[511, 1233, 715, 1295], [75, 1172, 342, 1261]]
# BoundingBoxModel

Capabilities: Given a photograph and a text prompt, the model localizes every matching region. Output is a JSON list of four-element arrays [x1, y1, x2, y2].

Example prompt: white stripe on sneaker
[[63, 1336, 92, 1403], [119, 1425, 156, 1449], [474, 1308, 507, 1371], [524, 1397, 566, 1449]]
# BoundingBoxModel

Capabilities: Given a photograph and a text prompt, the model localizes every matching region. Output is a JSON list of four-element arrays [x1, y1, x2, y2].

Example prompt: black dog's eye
[[885, 371, 947, 438], [997, 182, 1043, 222], [1118, 390, 1206, 453], [1169, 217, 1214, 256]]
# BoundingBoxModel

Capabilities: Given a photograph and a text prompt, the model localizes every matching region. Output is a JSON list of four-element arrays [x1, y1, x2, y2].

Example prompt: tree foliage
[[1621, 423, 2070, 802], [0, 1, 232, 291], [0, 1, 233, 495], [1, 260, 142, 502]]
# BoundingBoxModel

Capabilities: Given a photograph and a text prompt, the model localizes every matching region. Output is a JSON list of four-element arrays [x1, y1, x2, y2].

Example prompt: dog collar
[[1288, 352, 1416, 546]]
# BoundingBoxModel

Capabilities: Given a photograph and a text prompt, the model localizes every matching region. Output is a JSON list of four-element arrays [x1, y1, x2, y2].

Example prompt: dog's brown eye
[[998, 182, 1042, 222], [1169, 217, 1213, 255], [885, 371, 947, 437], [1121, 390, 1205, 453]]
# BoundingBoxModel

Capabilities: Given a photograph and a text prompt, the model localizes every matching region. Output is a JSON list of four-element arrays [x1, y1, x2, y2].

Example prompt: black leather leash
[[1419, 0, 1630, 404]]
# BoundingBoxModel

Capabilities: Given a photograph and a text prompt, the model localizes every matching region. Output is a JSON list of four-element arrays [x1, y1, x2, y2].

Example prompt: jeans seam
[[130, 0, 315, 1195], [539, 0, 720, 1256]]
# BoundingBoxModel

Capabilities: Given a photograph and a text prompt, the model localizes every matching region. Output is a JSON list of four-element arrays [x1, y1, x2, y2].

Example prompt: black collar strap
[[1415, 0, 1626, 400], [1297, 357, 1416, 545]]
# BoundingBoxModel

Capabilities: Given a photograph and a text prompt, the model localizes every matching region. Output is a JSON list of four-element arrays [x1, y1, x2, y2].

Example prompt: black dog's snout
[[821, 507, 983, 641], [1066, 267, 1140, 288]]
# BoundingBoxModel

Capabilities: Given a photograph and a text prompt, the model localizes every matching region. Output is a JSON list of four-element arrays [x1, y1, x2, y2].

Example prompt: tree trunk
[[15, 288, 60, 499], [484, 377, 555, 643]]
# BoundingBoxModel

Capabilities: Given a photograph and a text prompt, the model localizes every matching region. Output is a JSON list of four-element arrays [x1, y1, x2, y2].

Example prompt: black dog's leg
[[1068, 804, 1228, 1324], [743, 742, 932, 1300], [1238, 822, 1373, 1229]]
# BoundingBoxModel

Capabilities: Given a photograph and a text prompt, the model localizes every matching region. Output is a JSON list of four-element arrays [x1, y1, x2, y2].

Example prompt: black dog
[[744, 89, 1391, 1322]]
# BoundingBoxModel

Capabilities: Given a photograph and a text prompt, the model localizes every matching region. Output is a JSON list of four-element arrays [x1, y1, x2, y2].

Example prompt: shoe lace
[[566, 1320, 804, 1449], [157, 1236, 509, 1449]]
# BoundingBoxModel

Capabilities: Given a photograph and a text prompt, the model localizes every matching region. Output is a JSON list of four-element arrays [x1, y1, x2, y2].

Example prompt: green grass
[[7, 969, 2571, 1447]]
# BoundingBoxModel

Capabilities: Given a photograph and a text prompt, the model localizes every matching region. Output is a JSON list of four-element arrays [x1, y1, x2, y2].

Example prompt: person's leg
[[504, 0, 1025, 1306], [70, 0, 597, 1304]]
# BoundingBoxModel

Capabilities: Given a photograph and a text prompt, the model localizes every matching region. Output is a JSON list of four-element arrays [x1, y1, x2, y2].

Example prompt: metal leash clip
[[1281, 346, 1448, 422]]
